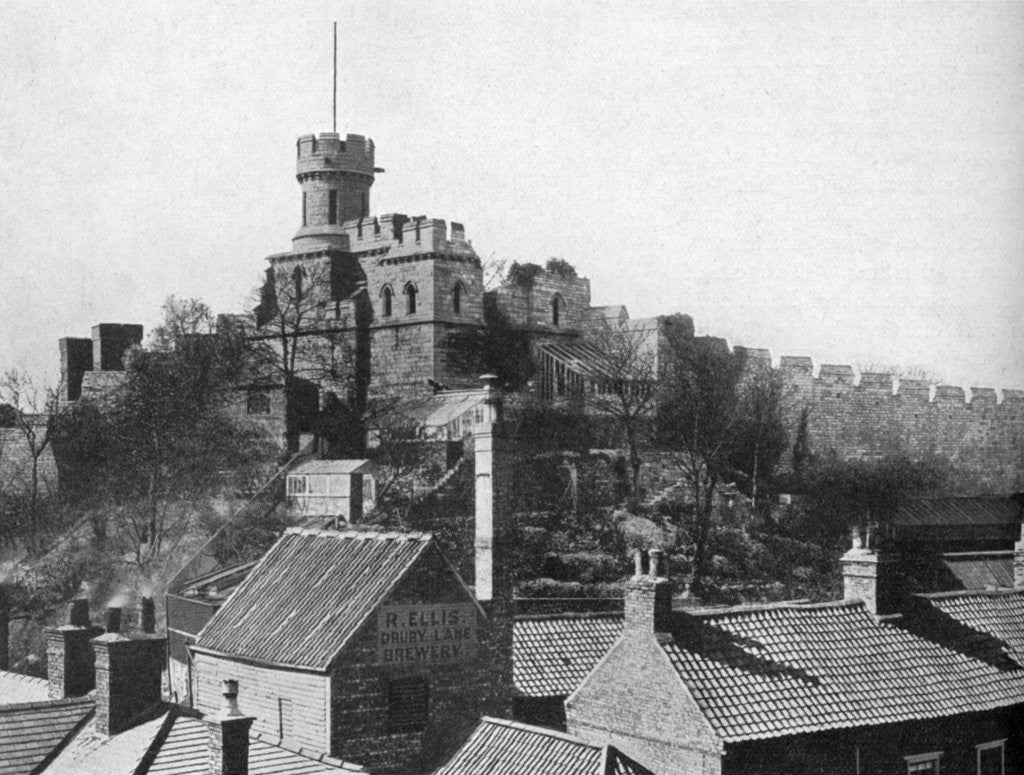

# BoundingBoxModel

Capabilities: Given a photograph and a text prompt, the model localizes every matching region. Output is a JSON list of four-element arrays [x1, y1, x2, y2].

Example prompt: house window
[[977, 740, 1005, 775], [328, 190, 338, 224], [452, 282, 463, 314], [246, 389, 271, 415], [551, 294, 563, 326], [381, 286, 393, 317], [905, 752, 942, 775], [286, 476, 307, 495], [387, 676, 429, 732], [293, 266, 304, 303], [404, 283, 417, 314], [301, 192, 307, 226]]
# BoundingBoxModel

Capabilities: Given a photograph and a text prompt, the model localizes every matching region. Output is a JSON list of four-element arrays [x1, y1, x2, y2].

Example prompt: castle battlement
[[296, 132, 375, 177], [316, 213, 478, 260]]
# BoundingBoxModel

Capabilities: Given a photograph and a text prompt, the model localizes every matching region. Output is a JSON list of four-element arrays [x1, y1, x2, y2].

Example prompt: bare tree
[[251, 260, 366, 451], [0, 370, 61, 551], [581, 319, 659, 502]]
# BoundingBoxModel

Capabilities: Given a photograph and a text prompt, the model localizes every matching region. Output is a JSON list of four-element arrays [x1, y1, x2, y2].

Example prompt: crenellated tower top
[[293, 132, 380, 250]]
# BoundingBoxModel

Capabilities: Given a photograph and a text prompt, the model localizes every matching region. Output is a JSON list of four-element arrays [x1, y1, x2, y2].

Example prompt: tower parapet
[[293, 132, 378, 250]]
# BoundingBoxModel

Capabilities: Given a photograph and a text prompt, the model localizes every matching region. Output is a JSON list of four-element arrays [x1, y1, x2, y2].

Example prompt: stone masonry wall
[[770, 355, 1024, 492], [0, 427, 58, 497], [328, 543, 500, 775], [566, 631, 723, 775]]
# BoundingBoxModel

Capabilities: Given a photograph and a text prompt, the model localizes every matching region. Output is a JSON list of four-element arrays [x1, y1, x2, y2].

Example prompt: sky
[[2, 1, 1022, 395]]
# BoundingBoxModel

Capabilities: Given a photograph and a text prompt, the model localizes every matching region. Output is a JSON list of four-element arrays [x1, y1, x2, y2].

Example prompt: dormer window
[[551, 294, 564, 326], [381, 286, 393, 317], [404, 283, 417, 314]]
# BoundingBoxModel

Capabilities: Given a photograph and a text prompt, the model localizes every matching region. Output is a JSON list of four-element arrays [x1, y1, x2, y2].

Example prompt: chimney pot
[[633, 549, 644, 578], [850, 525, 863, 551], [141, 597, 156, 634], [649, 549, 663, 578], [221, 679, 242, 718], [70, 598, 90, 627], [105, 607, 122, 634]]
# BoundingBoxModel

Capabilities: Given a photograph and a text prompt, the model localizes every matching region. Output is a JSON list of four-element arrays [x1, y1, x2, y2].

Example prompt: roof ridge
[[688, 599, 860, 617], [0, 695, 95, 712], [515, 611, 624, 622], [479, 716, 599, 748], [283, 526, 432, 541], [919, 588, 1024, 600]]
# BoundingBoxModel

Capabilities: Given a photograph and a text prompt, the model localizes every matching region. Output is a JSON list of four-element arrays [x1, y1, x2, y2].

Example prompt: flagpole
[[332, 21, 338, 133]]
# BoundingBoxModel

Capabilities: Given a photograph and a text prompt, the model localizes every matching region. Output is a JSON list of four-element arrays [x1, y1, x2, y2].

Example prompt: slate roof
[[940, 552, 1014, 590], [195, 528, 436, 670], [0, 696, 93, 775], [660, 599, 1024, 742], [921, 589, 1024, 664], [513, 613, 624, 697], [290, 459, 375, 476], [44, 707, 366, 774], [895, 496, 1021, 528], [432, 717, 653, 775], [0, 670, 49, 705]]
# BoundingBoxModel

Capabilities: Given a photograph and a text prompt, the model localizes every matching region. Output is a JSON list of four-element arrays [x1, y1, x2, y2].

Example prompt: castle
[[46, 125, 1024, 494]]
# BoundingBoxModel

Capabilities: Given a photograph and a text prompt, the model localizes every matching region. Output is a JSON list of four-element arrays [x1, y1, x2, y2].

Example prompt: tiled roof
[[196, 528, 434, 669], [147, 715, 366, 774], [660, 599, 1024, 742], [0, 670, 49, 705], [45, 708, 366, 774], [922, 589, 1024, 664], [514, 614, 623, 697], [290, 459, 375, 476], [940, 552, 1014, 590], [0, 696, 93, 775], [432, 717, 653, 775], [895, 496, 1021, 527]]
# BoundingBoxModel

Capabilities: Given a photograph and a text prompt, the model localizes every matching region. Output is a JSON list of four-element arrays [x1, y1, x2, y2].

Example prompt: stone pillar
[[624, 549, 673, 635], [840, 524, 900, 617], [207, 680, 256, 775], [92, 632, 166, 735], [473, 376, 514, 716]]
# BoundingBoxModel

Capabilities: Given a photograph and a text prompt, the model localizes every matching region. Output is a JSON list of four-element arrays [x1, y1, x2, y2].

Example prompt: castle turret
[[293, 132, 378, 250]]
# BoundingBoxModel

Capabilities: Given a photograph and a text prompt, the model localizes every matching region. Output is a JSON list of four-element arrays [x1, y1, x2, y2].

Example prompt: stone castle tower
[[254, 129, 491, 399], [253, 127, 594, 404]]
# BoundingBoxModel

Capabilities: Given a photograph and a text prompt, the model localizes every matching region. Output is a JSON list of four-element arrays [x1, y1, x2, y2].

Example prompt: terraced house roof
[[0, 696, 93, 775], [195, 528, 438, 670], [44, 708, 366, 774], [513, 613, 624, 697], [921, 588, 1024, 663], [432, 717, 653, 775], [0, 670, 49, 706], [660, 597, 1024, 742]]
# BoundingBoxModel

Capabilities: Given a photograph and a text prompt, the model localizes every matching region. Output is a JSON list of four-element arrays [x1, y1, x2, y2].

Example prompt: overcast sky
[[2, 1, 1022, 394]]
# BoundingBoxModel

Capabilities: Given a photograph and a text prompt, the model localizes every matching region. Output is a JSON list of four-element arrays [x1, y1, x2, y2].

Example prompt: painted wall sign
[[377, 603, 478, 664]]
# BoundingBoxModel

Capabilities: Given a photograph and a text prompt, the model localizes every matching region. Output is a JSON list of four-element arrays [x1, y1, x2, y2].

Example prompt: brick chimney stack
[[0, 586, 9, 671], [207, 679, 256, 775], [45, 598, 103, 699], [841, 523, 900, 617], [1014, 522, 1024, 590], [92, 609, 166, 735], [624, 549, 673, 635], [474, 374, 510, 603]]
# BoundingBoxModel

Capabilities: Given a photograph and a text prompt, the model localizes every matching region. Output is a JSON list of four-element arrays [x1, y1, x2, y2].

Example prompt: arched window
[[452, 282, 465, 314], [404, 283, 418, 314], [381, 285, 393, 317], [551, 294, 564, 326]]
